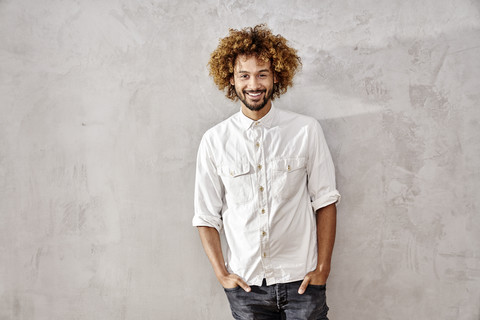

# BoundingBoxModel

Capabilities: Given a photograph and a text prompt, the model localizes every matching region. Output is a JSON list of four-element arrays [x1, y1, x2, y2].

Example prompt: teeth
[[247, 92, 262, 96]]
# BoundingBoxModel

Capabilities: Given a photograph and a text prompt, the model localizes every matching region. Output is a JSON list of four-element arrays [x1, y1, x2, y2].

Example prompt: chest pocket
[[271, 158, 307, 200], [218, 161, 253, 206]]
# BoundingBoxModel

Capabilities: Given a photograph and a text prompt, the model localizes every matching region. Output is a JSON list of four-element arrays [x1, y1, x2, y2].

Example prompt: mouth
[[245, 90, 265, 100]]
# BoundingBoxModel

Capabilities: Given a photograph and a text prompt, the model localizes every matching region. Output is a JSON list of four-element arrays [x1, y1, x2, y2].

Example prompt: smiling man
[[193, 25, 340, 320]]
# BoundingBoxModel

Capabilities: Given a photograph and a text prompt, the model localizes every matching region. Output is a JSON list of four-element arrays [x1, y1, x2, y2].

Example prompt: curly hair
[[208, 24, 301, 101]]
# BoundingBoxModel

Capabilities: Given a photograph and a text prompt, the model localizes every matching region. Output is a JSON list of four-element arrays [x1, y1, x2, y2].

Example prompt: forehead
[[234, 54, 271, 72]]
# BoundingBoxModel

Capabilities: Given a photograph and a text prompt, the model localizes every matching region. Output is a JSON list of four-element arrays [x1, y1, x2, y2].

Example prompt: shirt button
[[287, 165, 291, 171], [263, 252, 267, 258], [255, 142, 260, 148], [259, 186, 264, 192], [261, 209, 265, 214], [257, 164, 262, 170], [262, 231, 266, 237]]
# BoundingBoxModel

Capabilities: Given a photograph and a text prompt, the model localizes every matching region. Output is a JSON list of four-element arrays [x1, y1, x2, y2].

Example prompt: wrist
[[216, 270, 230, 281], [314, 265, 331, 277], [315, 261, 331, 272]]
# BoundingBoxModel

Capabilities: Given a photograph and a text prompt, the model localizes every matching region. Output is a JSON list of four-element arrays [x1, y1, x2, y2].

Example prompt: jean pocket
[[223, 285, 242, 292], [308, 284, 326, 290]]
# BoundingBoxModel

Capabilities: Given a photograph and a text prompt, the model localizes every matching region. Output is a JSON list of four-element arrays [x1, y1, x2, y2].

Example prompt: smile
[[245, 91, 265, 97]]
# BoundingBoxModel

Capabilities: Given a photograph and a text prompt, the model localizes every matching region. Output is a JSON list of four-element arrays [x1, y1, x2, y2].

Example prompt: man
[[193, 24, 340, 319]]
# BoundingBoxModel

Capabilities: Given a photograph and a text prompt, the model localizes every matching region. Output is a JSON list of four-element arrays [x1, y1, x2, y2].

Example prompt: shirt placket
[[252, 121, 273, 283]]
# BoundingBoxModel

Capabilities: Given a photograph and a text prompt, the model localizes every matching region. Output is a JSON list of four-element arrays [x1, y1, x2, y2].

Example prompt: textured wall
[[1, 0, 479, 319]]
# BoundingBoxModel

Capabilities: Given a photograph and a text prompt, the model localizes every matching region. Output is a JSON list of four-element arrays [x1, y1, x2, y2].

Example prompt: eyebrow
[[237, 69, 271, 74]]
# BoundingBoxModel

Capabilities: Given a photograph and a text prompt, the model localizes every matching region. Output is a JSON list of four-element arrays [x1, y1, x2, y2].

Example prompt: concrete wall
[[1, 0, 479, 319]]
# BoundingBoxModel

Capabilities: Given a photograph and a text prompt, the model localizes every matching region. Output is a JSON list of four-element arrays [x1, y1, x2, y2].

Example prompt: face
[[230, 55, 277, 112]]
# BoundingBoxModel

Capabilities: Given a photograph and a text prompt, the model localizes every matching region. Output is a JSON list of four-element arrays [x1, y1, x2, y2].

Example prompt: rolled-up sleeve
[[192, 133, 224, 232], [307, 120, 341, 211]]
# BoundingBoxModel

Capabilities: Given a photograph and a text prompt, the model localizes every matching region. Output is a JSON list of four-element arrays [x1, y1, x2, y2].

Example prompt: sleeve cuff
[[192, 215, 223, 232], [311, 190, 341, 212]]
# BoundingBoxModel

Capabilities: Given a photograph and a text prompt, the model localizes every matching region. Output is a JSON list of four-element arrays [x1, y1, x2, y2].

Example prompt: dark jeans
[[224, 279, 329, 320]]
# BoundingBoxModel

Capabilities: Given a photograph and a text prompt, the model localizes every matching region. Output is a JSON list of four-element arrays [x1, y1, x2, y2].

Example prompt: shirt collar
[[238, 103, 277, 131]]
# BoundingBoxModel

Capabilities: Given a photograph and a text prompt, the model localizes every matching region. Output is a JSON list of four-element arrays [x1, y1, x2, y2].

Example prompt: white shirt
[[193, 105, 340, 286]]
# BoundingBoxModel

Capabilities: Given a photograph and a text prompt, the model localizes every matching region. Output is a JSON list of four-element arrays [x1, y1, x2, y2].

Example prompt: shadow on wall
[[280, 27, 480, 319]]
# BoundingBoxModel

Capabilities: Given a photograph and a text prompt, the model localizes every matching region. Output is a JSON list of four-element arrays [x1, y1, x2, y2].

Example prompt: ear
[[273, 72, 278, 84], [230, 76, 235, 86]]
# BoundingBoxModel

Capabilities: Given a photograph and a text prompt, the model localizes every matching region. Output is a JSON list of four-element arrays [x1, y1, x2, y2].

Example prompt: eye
[[240, 74, 249, 79], [258, 74, 268, 78]]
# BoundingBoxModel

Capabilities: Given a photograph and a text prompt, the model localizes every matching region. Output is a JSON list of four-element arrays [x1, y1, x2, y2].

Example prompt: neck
[[241, 101, 272, 121]]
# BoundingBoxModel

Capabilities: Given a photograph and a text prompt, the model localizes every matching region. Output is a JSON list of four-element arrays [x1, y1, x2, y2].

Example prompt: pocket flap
[[272, 158, 306, 172], [218, 162, 250, 177]]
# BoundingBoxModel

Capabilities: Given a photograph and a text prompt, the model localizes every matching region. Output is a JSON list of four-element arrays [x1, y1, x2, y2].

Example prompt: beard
[[235, 88, 274, 112]]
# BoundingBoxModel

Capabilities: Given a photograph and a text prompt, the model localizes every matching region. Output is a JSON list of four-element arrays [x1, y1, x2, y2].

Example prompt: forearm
[[315, 203, 337, 276], [197, 226, 229, 280]]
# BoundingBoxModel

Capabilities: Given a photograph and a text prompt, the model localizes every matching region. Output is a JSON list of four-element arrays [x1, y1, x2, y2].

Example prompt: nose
[[247, 76, 261, 90]]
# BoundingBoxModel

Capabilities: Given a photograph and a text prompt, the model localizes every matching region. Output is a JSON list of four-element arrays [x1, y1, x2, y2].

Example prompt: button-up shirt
[[193, 105, 340, 286]]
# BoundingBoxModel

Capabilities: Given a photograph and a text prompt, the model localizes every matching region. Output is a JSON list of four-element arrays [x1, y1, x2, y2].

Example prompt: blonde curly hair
[[208, 24, 301, 101]]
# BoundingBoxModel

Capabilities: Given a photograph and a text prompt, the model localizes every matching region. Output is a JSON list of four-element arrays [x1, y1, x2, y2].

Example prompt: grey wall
[[1, 0, 479, 319]]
